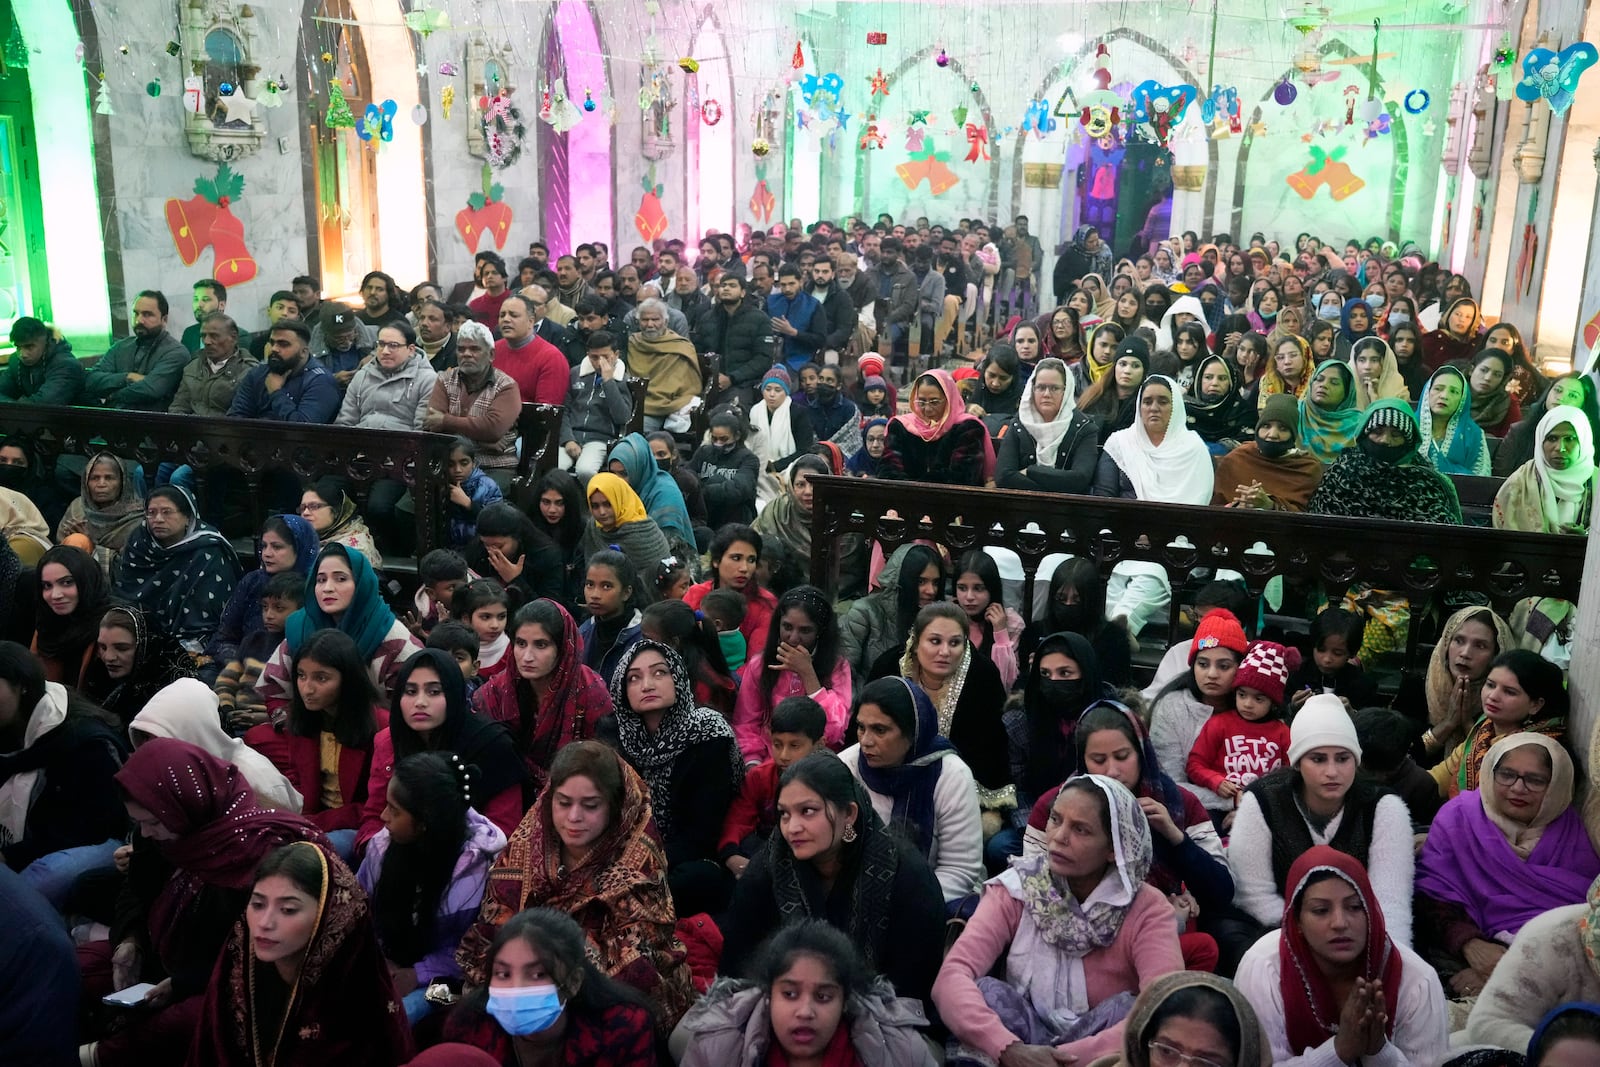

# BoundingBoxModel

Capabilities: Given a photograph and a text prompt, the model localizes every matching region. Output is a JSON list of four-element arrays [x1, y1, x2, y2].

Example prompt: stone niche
[[180, 0, 267, 162]]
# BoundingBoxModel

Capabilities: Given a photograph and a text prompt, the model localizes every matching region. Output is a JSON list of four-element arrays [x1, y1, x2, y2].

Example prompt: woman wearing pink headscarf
[[882, 369, 996, 486]]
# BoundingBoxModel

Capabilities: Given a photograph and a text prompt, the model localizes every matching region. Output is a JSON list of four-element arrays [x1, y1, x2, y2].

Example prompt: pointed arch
[[881, 45, 1002, 220], [539, 0, 613, 257], [687, 6, 734, 241]]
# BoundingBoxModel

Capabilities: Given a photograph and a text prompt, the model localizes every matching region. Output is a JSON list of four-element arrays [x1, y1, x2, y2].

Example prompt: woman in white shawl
[[995, 358, 1101, 494], [127, 678, 303, 812], [1092, 375, 1215, 636], [1492, 405, 1595, 535], [1347, 336, 1411, 409], [747, 365, 816, 514]]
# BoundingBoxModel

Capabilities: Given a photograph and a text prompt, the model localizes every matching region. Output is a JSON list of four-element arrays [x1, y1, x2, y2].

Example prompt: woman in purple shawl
[[1415, 732, 1599, 999]]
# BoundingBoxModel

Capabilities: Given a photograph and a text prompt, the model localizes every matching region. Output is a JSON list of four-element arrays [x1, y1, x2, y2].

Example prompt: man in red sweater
[[493, 293, 569, 405]]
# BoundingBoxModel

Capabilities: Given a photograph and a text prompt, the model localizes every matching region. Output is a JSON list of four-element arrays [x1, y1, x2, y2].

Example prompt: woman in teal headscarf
[[1297, 360, 1367, 464], [254, 543, 423, 717], [606, 431, 694, 545], [1417, 365, 1491, 475]]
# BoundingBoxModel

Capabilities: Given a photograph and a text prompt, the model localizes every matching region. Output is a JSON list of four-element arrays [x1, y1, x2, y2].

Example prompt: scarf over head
[[1278, 846, 1404, 1056], [1423, 607, 1516, 732], [113, 484, 239, 640], [1158, 295, 1207, 351], [194, 840, 413, 1067], [115, 738, 327, 962], [1417, 366, 1488, 474], [455, 743, 693, 1025], [1120, 971, 1270, 1067], [129, 678, 303, 812], [489, 599, 605, 793], [285, 543, 399, 660], [64, 451, 145, 550], [1347, 336, 1410, 409], [1186, 354, 1248, 444], [607, 432, 694, 545], [853, 677, 957, 856], [1416, 733, 1598, 942], [1339, 298, 1375, 344], [32, 544, 109, 664], [1467, 349, 1516, 432], [1297, 361, 1366, 464], [997, 774, 1152, 1028], [388, 649, 527, 801], [756, 454, 827, 561], [847, 417, 890, 476], [1259, 335, 1312, 406], [892, 369, 996, 480], [1017, 357, 1079, 465], [1103, 375, 1215, 504], [607, 639, 743, 837], [1531, 406, 1595, 527], [1084, 323, 1122, 383], [585, 471, 650, 528]]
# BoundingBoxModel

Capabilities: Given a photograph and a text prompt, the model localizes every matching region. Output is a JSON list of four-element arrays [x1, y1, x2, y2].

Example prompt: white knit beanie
[[1288, 694, 1363, 765]]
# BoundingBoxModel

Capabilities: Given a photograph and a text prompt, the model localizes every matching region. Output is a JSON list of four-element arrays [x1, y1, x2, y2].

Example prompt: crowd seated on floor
[[0, 217, 1594, 1067]]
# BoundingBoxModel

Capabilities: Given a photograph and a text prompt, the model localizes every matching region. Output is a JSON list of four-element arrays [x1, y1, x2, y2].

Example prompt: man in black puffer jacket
[[806, 257, 859, 358], [692, 274, 771, 411]]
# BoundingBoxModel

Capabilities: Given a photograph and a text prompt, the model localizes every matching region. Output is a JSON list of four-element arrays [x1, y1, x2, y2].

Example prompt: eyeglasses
[[374, 340, 409, 352], [1033, 384, 1065, 395], [1492, 766, 1551, 791], [144, 508, 181, 521], [1148, 1040, 1229, 1067], [913, 397, 945, 408], [299, 502, 332, 514]]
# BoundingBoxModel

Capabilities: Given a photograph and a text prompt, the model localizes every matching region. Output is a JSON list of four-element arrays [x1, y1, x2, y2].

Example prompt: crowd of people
[[0, 213, 1593, 1067]]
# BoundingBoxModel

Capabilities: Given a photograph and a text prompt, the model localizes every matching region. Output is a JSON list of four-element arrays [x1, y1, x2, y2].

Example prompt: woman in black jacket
[[690, 407, 762, 528], [463, 502, 566, 608], [995, 358, 1101, 493]]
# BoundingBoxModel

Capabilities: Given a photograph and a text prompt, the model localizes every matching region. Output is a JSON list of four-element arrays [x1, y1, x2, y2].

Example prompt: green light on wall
[[15, 0, 111, 345]]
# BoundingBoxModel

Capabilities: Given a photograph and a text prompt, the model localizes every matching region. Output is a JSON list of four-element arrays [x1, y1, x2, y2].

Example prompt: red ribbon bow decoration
[[963, 122, 990, 162]]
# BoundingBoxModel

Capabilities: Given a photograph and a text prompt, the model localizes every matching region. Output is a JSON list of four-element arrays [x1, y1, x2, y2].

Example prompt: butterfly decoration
[[359, 99, 397, 142], [1515, 42, 1598, 115], [1130, 79, 1198, 125], [1363, 112, 1391, 141], [1021, 97, 1057, 138], [1199, 84, 1238, 125]]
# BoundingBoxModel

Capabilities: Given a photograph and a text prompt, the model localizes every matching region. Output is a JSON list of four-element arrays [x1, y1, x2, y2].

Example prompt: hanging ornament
[[908, 109, 930, 125], [325, 81, 357, 128], [321, 52, 334, 64], [411, 104, 428, 125], [257, 80, 285, 109], [951, 103, 969, 127], [1516, 43, 1599, 116], [749, 163, 776, 222], [970, 81, 981, 94], [1403, 88, 1430, 114], [701, 99, 722, 125], [866, 32, 887, 46], [146, 79, 161, 98], [359, 100, 397, 142], [635, 167, 669, 242], [182, 75, 204, 114], [74, 42, 85, 63], [117, 44, 129, 56], [1493, 34, 1517, 70], [94, 73, 114, 116], [963, 122, 989, 162], [935, 49, 950, 68], [219, 82, 235, 96], [4, 22, 29, 69], [402, 3, 451, 37], [583, 89, 596, 112], [752, 137, 771, 157], [859, 118, 885, 150], [165, 41, 181, 58], [792, 41, 804, 69], [438, 62, 459, 77], [1273, 76, 1297, 106], [868, 68, 889, 97], [677, 57, 699, 74], [441, 85, 455, 120]]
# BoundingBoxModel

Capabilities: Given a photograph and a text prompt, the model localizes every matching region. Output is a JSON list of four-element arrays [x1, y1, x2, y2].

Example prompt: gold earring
[[842, 822, 857, 843]]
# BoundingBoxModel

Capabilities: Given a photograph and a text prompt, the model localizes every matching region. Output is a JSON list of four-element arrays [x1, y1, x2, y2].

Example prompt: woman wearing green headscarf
[[1297, 360, 1367, 464]]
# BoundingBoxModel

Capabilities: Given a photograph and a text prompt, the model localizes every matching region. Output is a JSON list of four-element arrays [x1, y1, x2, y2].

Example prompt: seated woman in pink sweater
[[731, 585, 853, 764], [933, 774, 1183, 1066]]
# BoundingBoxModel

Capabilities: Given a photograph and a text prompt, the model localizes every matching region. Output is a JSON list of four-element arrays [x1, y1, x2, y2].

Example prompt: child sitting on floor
[[718, 696, 826, 877], [1186, 639, 1295, 830], [217, 571, 302, 735], [1352, 705, 1443, 829], [1287, 606, 1378, 714], [444, 436, 505, 548], [408, 548, 472, 637], [450, 578, 512, 683]]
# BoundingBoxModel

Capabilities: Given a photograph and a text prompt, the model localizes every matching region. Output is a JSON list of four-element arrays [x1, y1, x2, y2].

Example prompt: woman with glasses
[[1425, 649, 1568, 802], [1415, 733, 1597, 1000], [995, 358, 1101, 494], [1109, 972, 1267, 1067], [1235, 847, 1447, 1067], [109, 485, 239, 650], [298, 476, 383, 571], [882, 369, 995, 486]]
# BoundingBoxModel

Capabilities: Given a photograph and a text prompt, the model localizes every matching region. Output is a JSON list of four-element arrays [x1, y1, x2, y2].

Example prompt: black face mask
[[1358, 434, 1415, 464], [815, 383, 839, 405], [1038, 677, 1087, 709], [1050, 603, 1095, 633], [1255, 436, 1293, 459], [655, 458, 673, 472], [0, 464, 26, 489]]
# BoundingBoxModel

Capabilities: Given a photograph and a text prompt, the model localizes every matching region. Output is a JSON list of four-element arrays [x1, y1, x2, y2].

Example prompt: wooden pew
[[0, 403, 461, 554], [807, 475, 1584, 674], [506, 402, 565, 511], [1450, 474, 1503, 527]]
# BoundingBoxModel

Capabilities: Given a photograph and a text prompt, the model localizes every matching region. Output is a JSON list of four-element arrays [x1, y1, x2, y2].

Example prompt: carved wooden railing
[[1, 404, 461, 555], [808, 475, 1584, 671]]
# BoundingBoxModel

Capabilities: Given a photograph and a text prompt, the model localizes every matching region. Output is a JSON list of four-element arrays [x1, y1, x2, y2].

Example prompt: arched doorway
[[685, 10, 733, 242], [1, 0, 111, 345], [298, 0, 424, 295], [539, 0, 612, 258]]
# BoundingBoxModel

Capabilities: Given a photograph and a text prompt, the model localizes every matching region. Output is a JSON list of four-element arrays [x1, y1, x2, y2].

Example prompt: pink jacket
[[730, 657, 853, 764], [932, 880, 1182, 1062]]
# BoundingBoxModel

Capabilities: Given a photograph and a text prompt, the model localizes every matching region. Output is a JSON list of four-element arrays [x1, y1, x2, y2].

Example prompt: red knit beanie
[[1188, 609, 1249, 666], [1231, 640, 1297, 708]]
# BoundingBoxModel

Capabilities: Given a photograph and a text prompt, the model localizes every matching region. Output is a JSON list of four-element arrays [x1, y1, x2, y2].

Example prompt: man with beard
[[627, 297, 703, 432], [227, 320, 340, 423], [630, 246, 656, 285], [766, 263, 824, 373], [616, 264, 644, 308], [356, 270, 406, 328], [312, 304, 375, 388], [424, 320, 520, 488], [526, 240, 550, 273], [806, 256, 859, 359], [80, 291, 190, 410], [291, 275, 322, 322], [493, 293, 569, 404], [666, 267, 710, 333], [693, 274, 770, 411], [861, 238, 917, 353], [0, 316, 83, 405]]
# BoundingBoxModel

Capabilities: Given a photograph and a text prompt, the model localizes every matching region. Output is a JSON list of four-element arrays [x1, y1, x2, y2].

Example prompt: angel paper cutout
[[1515, 42, 1598, 115]]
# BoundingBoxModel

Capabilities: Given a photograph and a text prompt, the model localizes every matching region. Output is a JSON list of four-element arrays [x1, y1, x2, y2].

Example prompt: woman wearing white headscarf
[[1492, 405, 1595, 534], [128, 678, 303, 811], [995, 357, 1101, 493], [1092, 375, 1214, 636], [933, 774, 1182, 1066]]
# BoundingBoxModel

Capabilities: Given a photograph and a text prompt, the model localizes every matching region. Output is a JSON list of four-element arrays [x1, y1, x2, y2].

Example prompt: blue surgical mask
[[1388, 311, 1410, 327], [1318, 300, 1342, 321], [1365, 293, 1386, 310], [487, 984, 564, 1036]]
